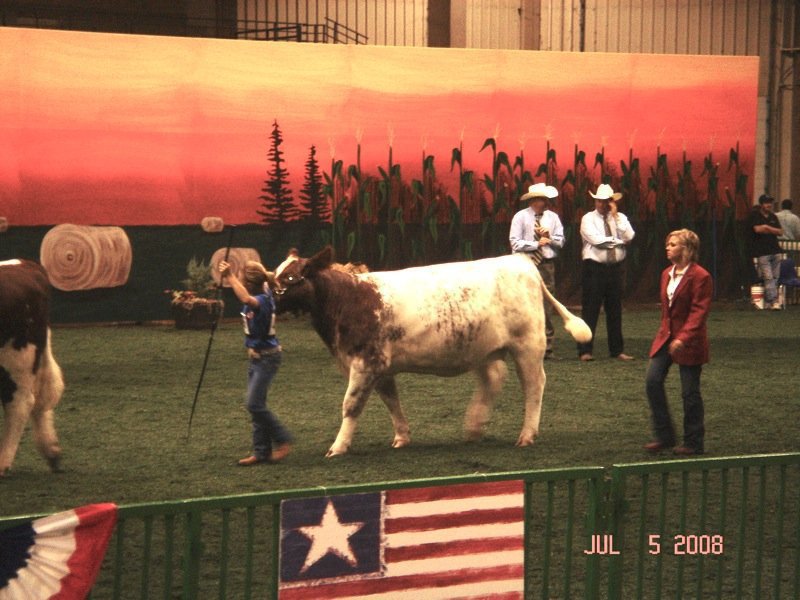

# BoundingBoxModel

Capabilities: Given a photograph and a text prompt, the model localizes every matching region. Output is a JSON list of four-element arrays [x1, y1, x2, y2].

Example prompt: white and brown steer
[[274, 247, 591, 457], [0, 259, 64, 476]]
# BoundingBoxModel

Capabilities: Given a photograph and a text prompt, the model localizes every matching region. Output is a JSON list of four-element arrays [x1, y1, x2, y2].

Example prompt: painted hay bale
[[201, 216, 224, 233], [0, 217, 8, 233], [40, 224, 132, 291], [210, 247, 261, 287]]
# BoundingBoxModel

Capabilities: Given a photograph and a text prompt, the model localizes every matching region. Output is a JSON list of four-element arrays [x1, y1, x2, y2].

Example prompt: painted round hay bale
[[210, 247, 261, 287], [0, 217, 8, 233], [201, 216, 224, 233], [40, 224, 132, 291]]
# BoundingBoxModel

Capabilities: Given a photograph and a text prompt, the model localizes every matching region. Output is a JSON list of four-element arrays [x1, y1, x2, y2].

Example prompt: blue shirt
[[241, 291, 279, 351], [509, 208, 565, 260]]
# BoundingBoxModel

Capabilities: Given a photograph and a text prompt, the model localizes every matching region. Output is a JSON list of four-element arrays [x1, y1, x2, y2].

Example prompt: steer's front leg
[[327, 365, 376, 457]]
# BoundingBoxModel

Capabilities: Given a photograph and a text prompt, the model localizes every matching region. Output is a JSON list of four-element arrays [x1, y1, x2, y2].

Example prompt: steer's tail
[[540, 280, 593, 343]]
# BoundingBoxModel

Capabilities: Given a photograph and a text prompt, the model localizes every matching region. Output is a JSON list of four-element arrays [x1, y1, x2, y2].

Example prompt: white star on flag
[[297, 500, 365, 573]]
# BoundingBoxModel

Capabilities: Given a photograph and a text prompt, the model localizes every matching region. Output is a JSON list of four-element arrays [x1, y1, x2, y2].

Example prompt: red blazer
[[649, 262, 712, 365]]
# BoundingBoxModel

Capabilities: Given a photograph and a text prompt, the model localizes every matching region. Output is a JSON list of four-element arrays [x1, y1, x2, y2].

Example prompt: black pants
[[577, 259, 625, 357], [645, 344, 705, 451]]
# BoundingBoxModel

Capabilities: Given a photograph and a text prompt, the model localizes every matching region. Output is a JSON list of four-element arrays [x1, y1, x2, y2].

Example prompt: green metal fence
[[606, 453, 800, 600], [1, 453, 797, 599]]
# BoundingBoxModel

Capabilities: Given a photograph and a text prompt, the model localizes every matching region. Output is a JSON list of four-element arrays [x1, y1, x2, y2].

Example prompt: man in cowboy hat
[[577, 183, 636, 362], [510, 182, 565, 358]]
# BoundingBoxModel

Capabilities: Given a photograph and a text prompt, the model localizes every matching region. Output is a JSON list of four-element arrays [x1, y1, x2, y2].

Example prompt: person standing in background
[[776, 199, 800, 241], [748, 194, 784, 310], [577, 184, 635, 362], [510, 183, 564, 359]]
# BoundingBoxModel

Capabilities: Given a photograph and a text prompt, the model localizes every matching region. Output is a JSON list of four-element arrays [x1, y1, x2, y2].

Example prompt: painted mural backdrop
[[0, 27, 758, 320], [1, 27, 756, 227]]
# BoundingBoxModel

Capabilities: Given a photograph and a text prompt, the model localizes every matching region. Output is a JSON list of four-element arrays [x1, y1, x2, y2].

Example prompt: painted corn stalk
[[479, 128, 513, 256], [560, 140, 591, 272], [450, 133, 475, 260], [592, 142, 609, 190], [647, 145, 671, 245], [409, 149, 440, 264], [720, 142, 752, 293], [511, 137, 533, 212], [322, 138, 346, 256], [374, 129, 402, 266], [676, 146, 701, 229], [619, 141, 643, 223]]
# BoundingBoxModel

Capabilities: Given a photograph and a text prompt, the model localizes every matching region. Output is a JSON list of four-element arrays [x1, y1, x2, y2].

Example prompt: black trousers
[[645, 344, 705, 451], [577, 259, 625, 357]]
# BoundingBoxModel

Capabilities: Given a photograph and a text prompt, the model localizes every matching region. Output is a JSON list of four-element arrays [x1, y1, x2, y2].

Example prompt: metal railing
[[237, 18, 367, 44], [1, 453, 797, 599], [607, 453, 800, 599]]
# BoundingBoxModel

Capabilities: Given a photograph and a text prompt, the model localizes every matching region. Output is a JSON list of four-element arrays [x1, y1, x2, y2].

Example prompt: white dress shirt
[[509, 208, 565, 260], [580, 209, 635, 263], [667, 264, 689, 307]]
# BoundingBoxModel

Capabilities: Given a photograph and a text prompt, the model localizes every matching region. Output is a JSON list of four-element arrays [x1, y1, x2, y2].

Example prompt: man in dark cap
[[748, 194, 784, 310]]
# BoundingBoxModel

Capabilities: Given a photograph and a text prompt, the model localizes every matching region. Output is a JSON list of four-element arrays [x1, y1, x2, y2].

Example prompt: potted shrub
[[168, 258, 224, 330]]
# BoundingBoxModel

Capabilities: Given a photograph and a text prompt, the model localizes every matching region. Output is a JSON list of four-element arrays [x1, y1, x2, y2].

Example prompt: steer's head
[[272, 246, 335, 314]]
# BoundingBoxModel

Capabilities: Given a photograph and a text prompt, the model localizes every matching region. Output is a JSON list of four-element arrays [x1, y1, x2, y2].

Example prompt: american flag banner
[[279, 479, 525, 599], [0, 503, 117, 599]]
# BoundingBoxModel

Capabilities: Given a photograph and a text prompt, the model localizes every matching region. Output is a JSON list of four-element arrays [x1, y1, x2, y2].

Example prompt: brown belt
[[247, 346, 281, 359]]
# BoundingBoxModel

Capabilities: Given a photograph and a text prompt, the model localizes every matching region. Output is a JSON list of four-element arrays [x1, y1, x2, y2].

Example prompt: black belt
[[525, 254, 554, 263], [584, 259, 622, 268]]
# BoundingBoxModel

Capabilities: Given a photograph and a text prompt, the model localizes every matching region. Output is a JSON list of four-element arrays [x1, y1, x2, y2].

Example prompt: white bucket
[[751, 285, 765, 309]]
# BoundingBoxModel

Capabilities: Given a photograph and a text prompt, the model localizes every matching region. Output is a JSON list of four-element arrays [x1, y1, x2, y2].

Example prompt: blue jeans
[[246, 352, 291, 460], [645, 344, 704, 452], [755, 254, 782, 304]]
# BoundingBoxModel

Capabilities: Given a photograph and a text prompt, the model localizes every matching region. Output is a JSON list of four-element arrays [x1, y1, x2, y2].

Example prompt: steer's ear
[[304, 245, 334, 276]]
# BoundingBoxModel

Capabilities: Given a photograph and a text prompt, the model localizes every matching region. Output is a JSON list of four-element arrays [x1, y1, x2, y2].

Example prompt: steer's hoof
[[464, 429, 483, 442], [515, 435, 535, 447], [325, 447, 347, 458], [48, 455, 64, 473], [391, 438, 410, 449]]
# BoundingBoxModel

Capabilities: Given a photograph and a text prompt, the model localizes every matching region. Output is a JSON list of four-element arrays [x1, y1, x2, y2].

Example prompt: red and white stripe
[[281, 480, 525, 600], [0, 503, 117, 600]]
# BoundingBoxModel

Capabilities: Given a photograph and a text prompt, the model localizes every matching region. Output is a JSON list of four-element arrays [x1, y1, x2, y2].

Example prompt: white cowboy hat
[[589, 183, 622, 201], [521, 183, 559, 202]]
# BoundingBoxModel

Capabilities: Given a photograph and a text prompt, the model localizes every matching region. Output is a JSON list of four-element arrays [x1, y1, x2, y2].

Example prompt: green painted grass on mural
[[2, 305, 798, 517]]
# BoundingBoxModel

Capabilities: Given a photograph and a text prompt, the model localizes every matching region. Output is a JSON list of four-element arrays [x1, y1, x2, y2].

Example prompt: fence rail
[[238, 17, 367, 44], [1, 454, 797, 599]]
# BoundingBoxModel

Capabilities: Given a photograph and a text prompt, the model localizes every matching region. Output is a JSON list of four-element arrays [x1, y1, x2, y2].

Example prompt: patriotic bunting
[[0, 503, 117, 600]]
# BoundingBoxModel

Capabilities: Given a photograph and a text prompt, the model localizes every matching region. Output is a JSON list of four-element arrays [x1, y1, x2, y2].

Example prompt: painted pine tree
[[298, 145, 330, 225], [257, 119, 297, 224]]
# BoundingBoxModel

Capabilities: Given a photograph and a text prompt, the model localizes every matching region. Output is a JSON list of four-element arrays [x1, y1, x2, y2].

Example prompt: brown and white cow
[[274, 247, 591, 457], [0, 259, 64, 476]]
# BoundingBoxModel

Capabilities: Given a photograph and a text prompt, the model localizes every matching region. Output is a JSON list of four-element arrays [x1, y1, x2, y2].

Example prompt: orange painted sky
[[0, 27, 757, 225]]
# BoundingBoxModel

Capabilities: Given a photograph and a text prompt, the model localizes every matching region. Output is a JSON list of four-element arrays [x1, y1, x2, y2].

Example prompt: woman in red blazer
[[644, 229, 713, 456]]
